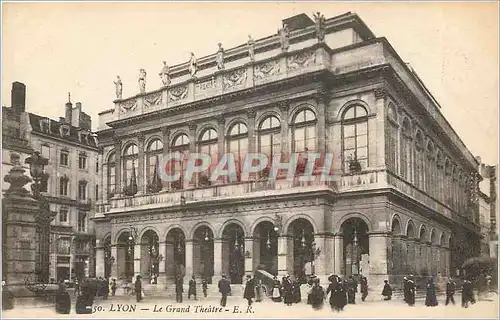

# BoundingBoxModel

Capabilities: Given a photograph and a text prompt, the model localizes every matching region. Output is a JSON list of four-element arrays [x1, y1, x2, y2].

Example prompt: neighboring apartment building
[[478, 161, 498, 259], [94, 12, 483, 291], [2, 82, 99, 281]]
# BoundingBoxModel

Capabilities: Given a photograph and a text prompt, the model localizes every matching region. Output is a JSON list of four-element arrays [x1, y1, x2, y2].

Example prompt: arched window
[[292, 109, 317, 153], [198, 128, 218, 180], [123, 144, 139, 187], [107, 152, 116, 198], [170, 133, 190, 189], [414, 131, 424, 189], [342, 105, 368, 172], [385, 103, 398, 173], [258, 116, 281, 171], [228, 123, 248, 180], [146, 139, 163, 185]]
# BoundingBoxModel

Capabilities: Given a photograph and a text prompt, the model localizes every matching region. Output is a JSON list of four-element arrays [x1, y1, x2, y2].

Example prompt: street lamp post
[[352, 226, 360, 276]]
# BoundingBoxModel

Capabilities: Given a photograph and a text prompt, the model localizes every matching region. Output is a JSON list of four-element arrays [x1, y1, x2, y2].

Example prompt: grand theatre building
[[94, 12, 482, 291]]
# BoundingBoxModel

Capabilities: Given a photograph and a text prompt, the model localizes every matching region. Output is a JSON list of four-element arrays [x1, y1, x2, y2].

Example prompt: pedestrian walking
[[402, 277, 409, 303], [282, 275, 294, 306], [255, 279, 266, 302], [382, 280, 393, 300], [347, 275, 357, 304], [271, 276, 282, 302], [425, 278, 438, 307], [310, 278, 325, 310], [218, 274, 231, 307], [202, 278, 208, 298], [175, 276, 184, 303], [360, 276, 368, 302], [55, 281, 71, 314], [110, 278, 117, 296], [445, 277, 456, 305], [406, 275, 416, 306], [243, 275, 255, 306], [462, 279, 475, 308], [188, 276, 197, 300], [306, 276, 315, 304], [135, 275, 142, 302]]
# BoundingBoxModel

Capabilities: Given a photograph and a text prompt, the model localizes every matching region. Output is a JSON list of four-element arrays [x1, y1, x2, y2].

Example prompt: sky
[[2, 2, 498, 164]]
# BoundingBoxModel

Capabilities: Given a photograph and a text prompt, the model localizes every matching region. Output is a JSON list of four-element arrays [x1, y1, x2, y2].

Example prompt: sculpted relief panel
[[287, 50, 316, 71], [254, 60, 281, 80], [119, 99, 137, 113], [168, 85, 188, 103], [144, 92, 163, 108], [222, 68, 247, 90]]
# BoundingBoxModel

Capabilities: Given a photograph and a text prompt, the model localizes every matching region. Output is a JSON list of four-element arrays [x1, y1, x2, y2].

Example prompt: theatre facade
[[94, 12, 482, 290]]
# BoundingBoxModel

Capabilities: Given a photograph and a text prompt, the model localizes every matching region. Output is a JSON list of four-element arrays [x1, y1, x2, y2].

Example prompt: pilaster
[[374, 88, 386, 169], [134, 244, 141, 279], [279, 102, 289, 158], [110, 245, 118, 279], [161, 127, 170, 190], [277, 235, 288, 276], [114, 138, 122, 197], [184, 239, 194, 278], [137, 133, 145, 194], [95, 246, 105, 278], [244, 237, 254, 275], [367, 231, 389, 289], [213, 238, 223, 282], [333, 233, 344, 276]]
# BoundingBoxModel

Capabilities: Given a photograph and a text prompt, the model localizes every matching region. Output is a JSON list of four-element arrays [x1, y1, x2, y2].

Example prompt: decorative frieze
[[222, 68, 247, 90], [287, 50, 316, 71], [196, 77, 217, 91], [144, 92, 162, 108], [374, 88, 386, 99], [119, 99, 138, 113], [168, 85, 188, 102], [254, 60, 280, 80]]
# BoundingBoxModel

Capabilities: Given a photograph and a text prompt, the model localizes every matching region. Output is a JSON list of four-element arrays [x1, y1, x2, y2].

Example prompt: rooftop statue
[[139, 69, 147, 93], [216, 43, 225, 70], [114, 75, 123, 99], [279, 23, 290, 52], [159, 61, 171, 86], [247, 35, 255, 62], [314, 12, 326, 42], [188, 52, 198, 77]]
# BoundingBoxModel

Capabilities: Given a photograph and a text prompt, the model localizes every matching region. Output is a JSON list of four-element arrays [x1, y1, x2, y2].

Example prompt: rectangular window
[[95, 184, 99, 200], [96, 160, 99, 173], [41, 145, 50, 159], [59, 178, 69, 196], [59, 209, 68, 222], [79, 155, 87, 169], [78, 182, 87, 200], [57, 238, 71, 255], [78, 212, 87, 232], [60, 151, 69, 166]]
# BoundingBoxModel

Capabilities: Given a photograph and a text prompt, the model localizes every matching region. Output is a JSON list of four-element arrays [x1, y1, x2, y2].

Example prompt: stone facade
[[95, 12, 482, 291], [2, 84, 99, 283]]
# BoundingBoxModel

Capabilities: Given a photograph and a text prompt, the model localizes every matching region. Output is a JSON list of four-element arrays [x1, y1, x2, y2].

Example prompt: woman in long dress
[[271, 276, 282, 302], [255, 279, 266, 302], [310, 278, 325, 310], [425, 278, 438, 307]]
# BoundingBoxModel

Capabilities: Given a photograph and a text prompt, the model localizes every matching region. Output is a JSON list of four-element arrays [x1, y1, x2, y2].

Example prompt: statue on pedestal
[[159, 61, 171, 86], [114, 76, 123, 99], [138, 69, 147, 93], [188, 52, 198, 77], [247, 35, 255, 62], [279, 23, 290, 52], [314, 12, 326, 42], [216, 43, 225, 70]]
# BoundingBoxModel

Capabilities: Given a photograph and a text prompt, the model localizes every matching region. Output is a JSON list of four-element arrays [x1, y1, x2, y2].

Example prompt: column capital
[[278, 100, 289, 112], [374, 87, 386, 100], [391, 234, 408, 239], [314, 91, 331, 105], [406, 237, 419, 242], [366, 231, 390, 236], [246, 108, 257, 119], [188, 121, 197, 132], [161, 127, 170, 136], [216, 115, 226, 125], [332, 232, 344, 237], [137, 132, 145, 143]]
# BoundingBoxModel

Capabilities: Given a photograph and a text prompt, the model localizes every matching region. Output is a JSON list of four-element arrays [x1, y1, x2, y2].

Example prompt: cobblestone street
[[3, 292, 498, 318]]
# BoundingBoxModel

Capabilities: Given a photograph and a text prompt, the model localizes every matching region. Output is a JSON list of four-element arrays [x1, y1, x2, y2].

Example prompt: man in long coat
[[135, 275, 143, 302], [425, 278, 438, 307], [445, 277, 456, 306], [55, 281, 71, 314], [243, 275, 255, 306], [188, 276, 197, 300], [360, 276, 368, 302], [382, 280, 393, 300], [347, 276, 357, 304], [218, 274, 231, 307], [282, 275, 294, 306], [175, 276, 184, 303]]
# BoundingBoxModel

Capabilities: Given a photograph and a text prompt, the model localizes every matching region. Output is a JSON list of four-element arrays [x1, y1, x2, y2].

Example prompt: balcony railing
[[97, 169, 387, 214]]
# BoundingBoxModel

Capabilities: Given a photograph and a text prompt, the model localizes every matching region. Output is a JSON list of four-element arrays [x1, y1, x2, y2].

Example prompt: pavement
[[3, 292, 498, 318]]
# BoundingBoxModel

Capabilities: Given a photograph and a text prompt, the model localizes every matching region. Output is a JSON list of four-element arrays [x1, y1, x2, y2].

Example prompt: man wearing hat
[[243, 275, 255, 306], [135, 275, 143, 302], [218, 273, 231, 307]]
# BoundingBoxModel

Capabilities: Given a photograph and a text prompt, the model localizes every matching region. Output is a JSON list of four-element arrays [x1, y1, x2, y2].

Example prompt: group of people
[[270, 274, 303, 305]]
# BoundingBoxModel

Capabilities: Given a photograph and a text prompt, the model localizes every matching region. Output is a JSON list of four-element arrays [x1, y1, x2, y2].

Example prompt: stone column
[[313, 234, 332, 284], [279, 102, 289, 157], [110, 245, 118, 279], [187, 122, 197, 188], [114, 138, 122, 196], [333, 233, 344, 276], [95, 246, 105, 278], [165, 241, 175, 280], [213, 238, 223, 282], [246, 109, 256, 154], [368, 232, 389, 292], [158, 242, 166, 286], [216, 116, 225, 183], [185, 239, 194, 278], [134, 244, 141, 278], [244, 237, 254, 275], [315, 93, 328, 154], [374, 88, 386, 169], [162, 127, 170, 190], [277, 235, 288, 275], [137, 134, 145, 194]]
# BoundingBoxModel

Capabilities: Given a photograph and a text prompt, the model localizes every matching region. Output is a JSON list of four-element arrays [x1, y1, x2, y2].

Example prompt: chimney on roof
[[65, 93, 73, 125], [11, 82, 26, 114], [282, 13, 314, 31]]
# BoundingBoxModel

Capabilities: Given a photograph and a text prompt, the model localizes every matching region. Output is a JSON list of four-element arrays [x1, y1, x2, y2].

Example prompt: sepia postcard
[[1, 1, 499, 319]]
